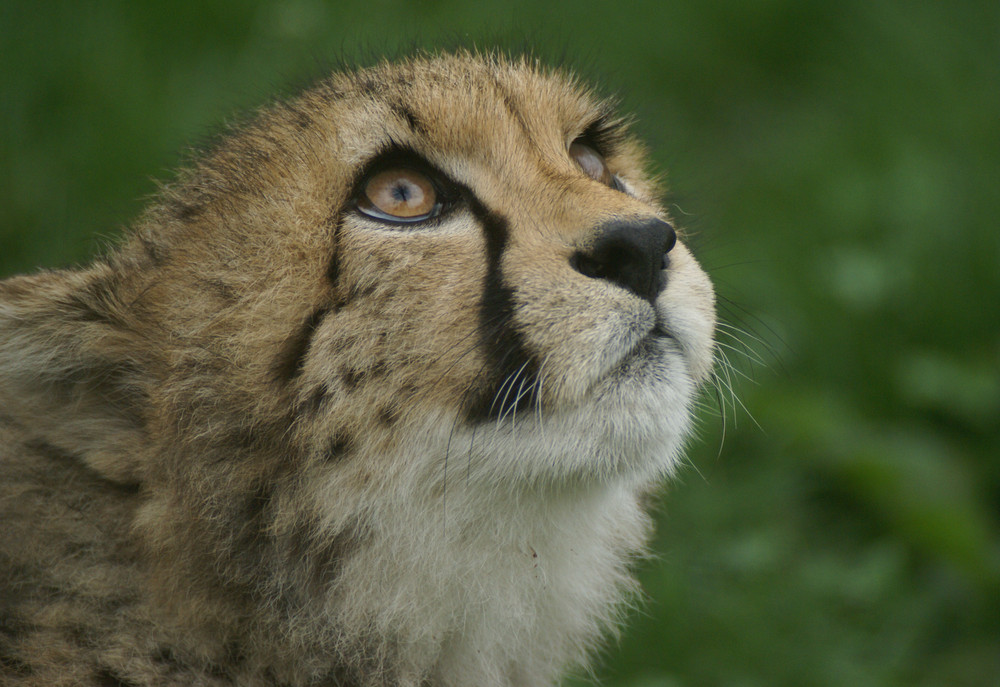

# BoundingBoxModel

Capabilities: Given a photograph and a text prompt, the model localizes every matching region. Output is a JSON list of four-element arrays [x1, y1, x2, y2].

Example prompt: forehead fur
[[329, 53, 620, 162], [144, 52, 649, 253]]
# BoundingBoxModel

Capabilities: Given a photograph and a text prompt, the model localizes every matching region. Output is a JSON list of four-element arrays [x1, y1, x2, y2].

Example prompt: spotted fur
[[0, 52, 716, 686]]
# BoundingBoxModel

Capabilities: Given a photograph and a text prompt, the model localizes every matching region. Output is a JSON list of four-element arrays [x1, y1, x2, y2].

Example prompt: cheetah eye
[[569, 141, 615, 187], [357, 168, 441, 223]]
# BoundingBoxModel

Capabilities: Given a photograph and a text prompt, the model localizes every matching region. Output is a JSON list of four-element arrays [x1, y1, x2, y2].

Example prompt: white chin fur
[[418, 338, 696, 488]]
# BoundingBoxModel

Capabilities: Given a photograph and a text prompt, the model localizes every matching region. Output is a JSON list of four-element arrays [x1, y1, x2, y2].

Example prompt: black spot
[[287, 520, 315, 561], [274, 307, 331, 382], [390, 102, 425, 134], [222, 641, 247, 671], [284, 519, 358, 591], [201, 277, 237, 304], [316, 84, 343, 104], [465, 201, 539, 421], [61, 622, 92, 648], [377, 404, 400, 427], [312, 522, 364, 588], [101, 594, 139, 613], [324, 431, 353, 461], [226, 484, 275, 577], [331, 292, 350, 310], [358, 283, 380, 299], [0, 614, 32, 676], [331, 280, 381, 312], [0, 650, 32, 676], [299, 384, 330, 416], [231, 427, 266, 451], [66, 293, 112, 325], [138, 235, 166, 266], [0, 610, 26, 639], [166, 196, 205, 223], [94, 667, 139, 687], [152, 646, 180, 668], [291, 107, 313, 131], [242, 484, 274, 523], [353, 76, 380, 97], [340, 367, 364, 389]]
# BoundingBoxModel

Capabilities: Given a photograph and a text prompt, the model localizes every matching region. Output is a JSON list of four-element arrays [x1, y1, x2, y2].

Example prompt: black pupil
[[392, 182, 413, 203]]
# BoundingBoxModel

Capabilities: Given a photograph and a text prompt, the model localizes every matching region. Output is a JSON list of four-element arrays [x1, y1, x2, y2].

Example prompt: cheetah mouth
[[644, 318, 678, 348], [650, 322, 675, 341], [613, 323, 677, 373]]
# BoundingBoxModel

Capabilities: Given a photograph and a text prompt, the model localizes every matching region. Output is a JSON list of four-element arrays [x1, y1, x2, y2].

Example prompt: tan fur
[[0, 52, 715, 686]]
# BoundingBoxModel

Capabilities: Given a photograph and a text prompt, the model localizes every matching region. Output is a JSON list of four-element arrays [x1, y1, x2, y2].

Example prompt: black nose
[[571, 218, 677, 304]]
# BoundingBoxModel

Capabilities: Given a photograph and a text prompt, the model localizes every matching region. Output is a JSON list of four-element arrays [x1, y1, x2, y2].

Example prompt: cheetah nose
[[571, 218, 677, 304]]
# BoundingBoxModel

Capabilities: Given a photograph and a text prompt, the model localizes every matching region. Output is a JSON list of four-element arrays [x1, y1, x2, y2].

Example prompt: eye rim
[[350, 148, 460, 227], [355, 166, 446, 225]]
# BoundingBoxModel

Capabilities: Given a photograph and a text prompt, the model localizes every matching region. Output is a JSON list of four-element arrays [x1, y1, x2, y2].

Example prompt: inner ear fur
[[0, 265, 151, 485]]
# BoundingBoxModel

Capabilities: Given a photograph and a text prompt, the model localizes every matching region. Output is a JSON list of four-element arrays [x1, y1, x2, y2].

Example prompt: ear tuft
[[0, 266, 150, 485]]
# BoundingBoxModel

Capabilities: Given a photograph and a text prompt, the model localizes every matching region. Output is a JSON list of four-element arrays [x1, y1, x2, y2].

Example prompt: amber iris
[[359, 169, 438, 221]]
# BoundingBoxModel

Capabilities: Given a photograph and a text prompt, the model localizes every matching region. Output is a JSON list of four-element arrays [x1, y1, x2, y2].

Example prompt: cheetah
[[0, 52, 716, 686]]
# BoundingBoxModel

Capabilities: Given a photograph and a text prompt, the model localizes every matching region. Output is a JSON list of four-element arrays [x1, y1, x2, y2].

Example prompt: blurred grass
[[2, 1, 998, 685]]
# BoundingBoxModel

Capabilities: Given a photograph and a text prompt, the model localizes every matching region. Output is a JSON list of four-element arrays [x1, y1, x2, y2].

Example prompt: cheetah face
[[267, 56, 717, 483], [0, 54, 715, 490]]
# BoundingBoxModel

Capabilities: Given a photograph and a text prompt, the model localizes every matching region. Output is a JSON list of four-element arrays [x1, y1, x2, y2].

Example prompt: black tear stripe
[[464, 200, 540, 422], [273, 307, 331, 382]]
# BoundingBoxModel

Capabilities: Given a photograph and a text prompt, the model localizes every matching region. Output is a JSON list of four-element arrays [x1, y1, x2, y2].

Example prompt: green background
[[2, 1, 998, 685]]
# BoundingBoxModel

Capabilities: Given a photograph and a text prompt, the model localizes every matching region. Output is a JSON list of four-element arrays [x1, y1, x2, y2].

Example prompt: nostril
[[571, 253, 605, 281], [665, 223, 677, 253], [571, 217, 676, 304]]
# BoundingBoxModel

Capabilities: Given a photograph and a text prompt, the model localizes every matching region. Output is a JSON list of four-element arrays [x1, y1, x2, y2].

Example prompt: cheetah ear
[[0, 266, 149, 485]]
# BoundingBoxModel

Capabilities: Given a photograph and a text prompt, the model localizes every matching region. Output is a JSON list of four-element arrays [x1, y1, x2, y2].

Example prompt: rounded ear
[[0, 266, 150, 485]]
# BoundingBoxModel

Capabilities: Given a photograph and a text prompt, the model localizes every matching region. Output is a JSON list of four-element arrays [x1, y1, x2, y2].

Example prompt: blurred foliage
[[2, 1, 998, 685]]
